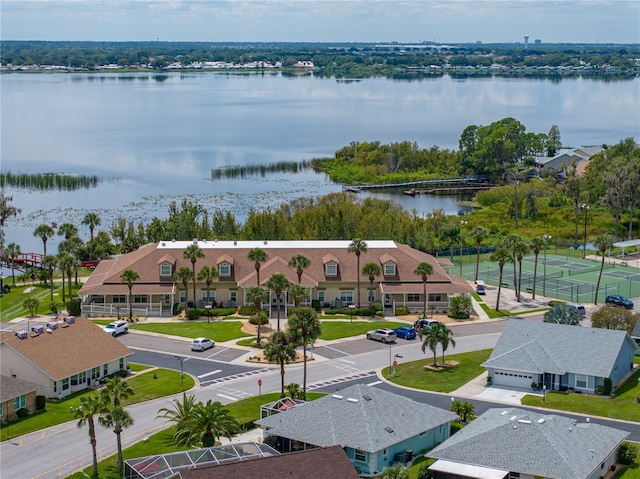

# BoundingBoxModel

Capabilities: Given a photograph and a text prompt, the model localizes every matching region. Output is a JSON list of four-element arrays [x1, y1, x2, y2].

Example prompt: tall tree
[[348, 239, 368, 308], [593, 232, 614, 305], [413, 262, 434, 317], [514, 239, 530, 302], [6, 242, 21, 286], [265, 273, 290, 330], [75, 394, 107, 478], [57, 252, 77, 301], [183, 244, 205, 309], [101, 376, 134, 408], [175, 266, 193, 311], [362, 262, 382, 306], [546, 124, 561, 156], [82, 212, 101, 260], [57, 222, 78, 241], [419, 324, 440, 367], [59, 236, 84, 285], [247, 248, 268, 286], [197, 265, 219, 318], [288, 254, 311, 284], [563, 161, 584, 249], [528, 236, 546, 300], [287, 306, 321, 400], [440, 224, 459, 264], [502, 233, 522, 296], [469, 225, 488, 282], [263, 331, 297, 398], [156, 393, 198, 447], [120, 269, 140, 320], [490, 247, 512, 311], [544, 303, 583, 325], [41, 255, 58, 302], [0, 192, 22, 244], [99, 407, 134, 475], [191, 400, 240, 447], [33, 223, 55, 256], [246, 286, 269, 345], [591, 305, 639, 333], [434, 322, 456, 365], [288, 283, 307, 307]]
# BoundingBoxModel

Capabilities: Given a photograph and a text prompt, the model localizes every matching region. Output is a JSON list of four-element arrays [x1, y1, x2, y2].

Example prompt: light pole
[[543, 384, 547, 403], [459, 220, 468, 277], [542, 235, 551, 297], [174, 356, 184, 390], [348, 304, 356, 324], [581, 204, 589, 259]]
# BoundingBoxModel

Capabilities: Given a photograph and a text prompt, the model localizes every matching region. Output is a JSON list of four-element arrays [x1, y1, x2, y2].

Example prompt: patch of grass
[[128, 363, 151, 372], [612, 452, 640, 479], [0, 368, 193, 441], [509, 308, 550, 315], [319, 321, 407, 340], [478, 303, 510, 318], [383, 349, 493, 393], [128, 321, 251, 342], [235, 337, 268, 348], [521, 370, 640, 423], [409, 456, 434, 479], [0, 282, 83, 321]]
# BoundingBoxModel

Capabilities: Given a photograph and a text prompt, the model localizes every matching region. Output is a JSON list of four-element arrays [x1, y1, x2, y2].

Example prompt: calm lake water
[[2, 72, 639, 254]]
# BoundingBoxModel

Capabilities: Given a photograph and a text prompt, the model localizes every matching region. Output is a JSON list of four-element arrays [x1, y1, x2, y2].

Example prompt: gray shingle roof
[[256, 384, 456, 453], [482, 319, 638, 377], [428, 408, 629, 479], [632, 319, 640, 339], [0, 375, 42, 402]]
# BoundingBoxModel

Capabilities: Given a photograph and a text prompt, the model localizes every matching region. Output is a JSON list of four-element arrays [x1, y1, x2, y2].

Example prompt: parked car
[[191, 337, 215, 351], [566, 302, 586, 316], [394, 326, 417, 340], [414, 318, 439, 331], [104, 320, 128, 337], [475, 280, 486, 295], [605, 295, 634, 309], [366, 328, 397, 343]]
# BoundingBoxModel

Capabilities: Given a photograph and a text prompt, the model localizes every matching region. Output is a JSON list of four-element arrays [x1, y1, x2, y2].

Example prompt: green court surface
[[462, 254, 640, 304]]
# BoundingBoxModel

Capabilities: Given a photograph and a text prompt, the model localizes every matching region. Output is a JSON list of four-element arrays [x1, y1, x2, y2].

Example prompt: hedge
[[324, 308, 375, 317]]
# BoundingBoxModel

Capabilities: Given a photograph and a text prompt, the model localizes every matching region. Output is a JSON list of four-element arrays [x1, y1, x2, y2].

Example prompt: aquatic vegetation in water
[[0, 172, 101, 191], [210, 160, 312, 180]]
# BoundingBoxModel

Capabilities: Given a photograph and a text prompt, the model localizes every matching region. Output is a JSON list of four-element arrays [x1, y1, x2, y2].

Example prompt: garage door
[[493, 370, 535, 389]]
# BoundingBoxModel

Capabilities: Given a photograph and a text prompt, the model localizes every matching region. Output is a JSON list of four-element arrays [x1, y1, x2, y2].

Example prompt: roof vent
[[162, 242, 166, 247], [509, 416, 517, 421], [172, 239, 176, 242], [537, 418, 545, 424], [234, 241, 237, 246], [331, 394, 343, 400], [264, 240, 267, 245], [347, 398, 358, 403], [385, 427, 394, 433], [518, 419, 532, 425], [45, 328, 53, 334], [586, 418, 590, 423], [363, 395, 371, 401], [500, 411, 508, 416], [192, 238, 198, 245]]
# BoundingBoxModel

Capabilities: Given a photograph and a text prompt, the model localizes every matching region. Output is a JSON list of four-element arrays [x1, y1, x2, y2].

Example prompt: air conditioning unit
[[15, 330, 28, 340], [64, 316, 76, 324], [46, 321, 58, 330], [31, 325, 44, 334]]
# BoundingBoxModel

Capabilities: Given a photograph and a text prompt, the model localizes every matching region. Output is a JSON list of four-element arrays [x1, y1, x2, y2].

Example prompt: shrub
[[249, 310, 269, 325], [311, 299, 321, 311], [35, 395, 46, 410], [186, 308, 201, 320], [325, 308, 375, 317], [603, 377, 612, 396], [237, 305, 256, 316], [595, 385, 604, 395], [448, 312, 470, 320], [395, 306, 409, 316], [172, 302, 182, 315], [618, 442, 638, 466], [636, 393, 640, 404], [416, 463, 433, 479], [370, 301, 382, 312], [16, 407, 29, 419], [66, 298, 81, 316], [375, 310, 385, 317]]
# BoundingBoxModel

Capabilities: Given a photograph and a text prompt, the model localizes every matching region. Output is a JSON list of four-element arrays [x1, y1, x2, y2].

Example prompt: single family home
[[0, 375, 42, 423]]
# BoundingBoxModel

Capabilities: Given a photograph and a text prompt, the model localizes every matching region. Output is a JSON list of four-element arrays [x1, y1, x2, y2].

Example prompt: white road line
[[337, 359, 356, 364], [207, 347, 229, 358], [322, 345, 350, 356], [216, 393, 237, 401], [367, 380, 382, 386], [197, 369, 222, 379]]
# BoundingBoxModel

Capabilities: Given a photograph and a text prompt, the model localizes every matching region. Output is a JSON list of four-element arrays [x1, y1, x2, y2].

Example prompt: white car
[[191, 337, 214, 351], [104, 320, 128, 337]]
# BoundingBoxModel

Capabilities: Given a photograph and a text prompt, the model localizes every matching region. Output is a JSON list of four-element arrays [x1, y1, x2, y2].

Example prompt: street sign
[[258, 379, 262, 386], [393, 360, 397, 367]]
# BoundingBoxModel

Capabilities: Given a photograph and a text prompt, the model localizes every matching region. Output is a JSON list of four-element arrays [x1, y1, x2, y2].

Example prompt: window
[[384, 262, 396, 275], [103, 364, 108, 376], [419, 431, 427, 437], [508, 473, 520, 479], [325, 262, 337, 276], [354, 449, 366, 462], [112, 295, 126, 303], [91, 367, 100, 380], [54, 381, 57, 393], [367, 290, 376, 302], [407, 293, 420, 302], [230, 291, 237, 303], [428, 293, 442, 302], [317, 291, 325, 302], [179, 291, 186, 303], [160, 263, 172, 276], [576, 374, 587, 388], [71, 371, 87, 386], [339, 291, 354, 303], [201, 291, 216, 302], [119, 358, 124, 371], [219, 263, 231, 276], [0, 403, 3, 417], [61, 378, 70, 391], [134, 294, 146, 303], [14, 395, 26, 410]]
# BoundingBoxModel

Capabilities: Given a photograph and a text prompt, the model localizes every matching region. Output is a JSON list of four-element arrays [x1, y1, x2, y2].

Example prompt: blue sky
[[2, 1, 639, 44]]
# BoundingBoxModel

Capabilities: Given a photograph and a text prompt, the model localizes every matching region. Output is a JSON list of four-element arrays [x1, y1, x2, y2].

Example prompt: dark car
[[394, 326, 417, 340], [414, 319, 439, 331], [605, 295, 634, 309]]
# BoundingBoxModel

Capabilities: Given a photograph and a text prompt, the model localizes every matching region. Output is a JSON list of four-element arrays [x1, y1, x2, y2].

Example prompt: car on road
[[414, 318, 439, 331], [605, 295, 634, 309], [475, 280, 486, 295], [191, 337, 215, 351], [104, 320, 128, 337], [366, 328, 397, 343], [394, 326, 417, 340]]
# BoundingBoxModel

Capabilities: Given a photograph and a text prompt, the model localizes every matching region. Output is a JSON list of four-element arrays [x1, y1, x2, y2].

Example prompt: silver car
[[191, 337, 214, 351], [366, 328, 397, 343]]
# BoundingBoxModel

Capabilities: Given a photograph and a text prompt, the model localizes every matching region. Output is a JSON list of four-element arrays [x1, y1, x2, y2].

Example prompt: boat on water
[[343, 186, 361, 193], [404, 188, 416, 196]]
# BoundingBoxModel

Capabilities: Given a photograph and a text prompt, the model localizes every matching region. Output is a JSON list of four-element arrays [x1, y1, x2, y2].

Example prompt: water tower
[[524, 35, 529, 49]]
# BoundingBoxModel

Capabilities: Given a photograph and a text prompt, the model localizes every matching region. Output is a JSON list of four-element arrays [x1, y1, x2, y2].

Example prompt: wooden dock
[[404, 185, 491, 196]]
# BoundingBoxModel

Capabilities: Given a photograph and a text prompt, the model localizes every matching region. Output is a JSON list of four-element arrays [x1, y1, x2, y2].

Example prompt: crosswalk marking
[[307, 371, 377, 391], [197, 369, 222, 379], [201, 368, 270, 387]]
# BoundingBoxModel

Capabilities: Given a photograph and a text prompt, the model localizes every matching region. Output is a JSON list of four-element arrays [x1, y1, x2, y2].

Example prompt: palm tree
[[57, 222, 78, 240], [264, 331, 297, 398], [514, 239, 530, 302], [82, 212, 101, 260], [419, 325, 440, 367], [594, 232, 614, 305], [183, 244, 205, 309], [175, 267, 193, 311], [450, 400, 475, 422], [101, 375, 135, 407], [529, 236, 546, 299], [434, 323, 456, 364], [192, 400, 240, 447], [57, 252, 77, 301], [288, 283, 307, 307], [361, 262, 381, 306], [502, 233, 522, 296], [490, 247, 512, 311], [59, 236, 84, 285], [413, 262, 434, 317], [544, 303, 583, 325], [348, 239, 367, 308], [265, 273, 290, 330], [247, 248, 268, 286], [156, 393, 199, 447], [440, 224, 460, 262], [0, 192, 22, 233], [288, 306, 321, 400], [99, 406, 134, 474], [197, 265, 218, 309], [34, 223, 55, 256], [246, 286, 269, 345], [75, 394, 107, 478], [288, 254, 310, 284], [41, 255, 58, 302], [6, 242, 21, 285], [119, 269, 139, 320], [469, 225, 488, 282]]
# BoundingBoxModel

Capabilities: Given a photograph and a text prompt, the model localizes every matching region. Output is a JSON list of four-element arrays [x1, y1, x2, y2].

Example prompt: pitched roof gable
[[256, 384, 456, 452], [0, 375, 42, 402]]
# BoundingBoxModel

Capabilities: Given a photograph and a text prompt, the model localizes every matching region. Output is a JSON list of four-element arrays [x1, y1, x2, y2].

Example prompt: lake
[[2, 72, 639, 254]]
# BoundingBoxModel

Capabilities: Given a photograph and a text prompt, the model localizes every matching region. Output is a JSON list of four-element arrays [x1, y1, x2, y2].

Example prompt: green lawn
[[383, 349, 493, 393], [0, 282, 83, 321], [0, 366, 193, 441], [128, 321, 251, 342], [613, 453, 640, 479], [521, 370, 640, 423], [319, 320, 407, 341]]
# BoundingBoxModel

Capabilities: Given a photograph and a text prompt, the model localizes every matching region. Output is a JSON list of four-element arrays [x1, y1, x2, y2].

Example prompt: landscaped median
[[0, 364, 195, 441]]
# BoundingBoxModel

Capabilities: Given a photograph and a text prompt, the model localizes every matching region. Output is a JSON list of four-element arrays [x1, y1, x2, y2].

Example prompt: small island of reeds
[[210, 160, 312, 180], [0, 172, 101, 191]]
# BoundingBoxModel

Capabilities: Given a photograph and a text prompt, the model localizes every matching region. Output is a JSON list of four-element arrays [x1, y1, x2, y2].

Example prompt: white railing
[[81, 303, 169, 318]]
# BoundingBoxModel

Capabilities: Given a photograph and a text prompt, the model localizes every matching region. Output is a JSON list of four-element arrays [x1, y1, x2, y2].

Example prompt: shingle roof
[[0, 317, 133, 380], [428, 408, 629, 479], [481, 319, 638, 377], [632, 319, 640, 339], [0, 375, 42, 402], [256, 384, 456, 453], [181, 445, 360, 479]]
